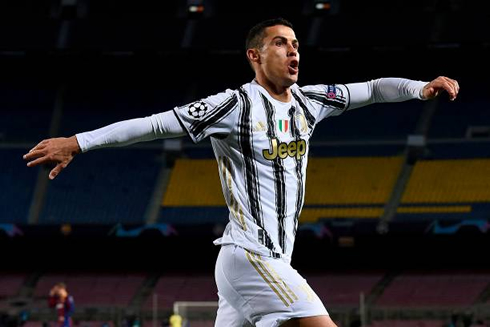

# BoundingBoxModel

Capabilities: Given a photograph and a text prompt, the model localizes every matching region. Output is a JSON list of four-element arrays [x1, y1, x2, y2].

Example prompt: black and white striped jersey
[[174, 79, 349, 261]]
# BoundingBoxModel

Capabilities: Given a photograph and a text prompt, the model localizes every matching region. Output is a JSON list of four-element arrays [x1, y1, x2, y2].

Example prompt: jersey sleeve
[[173, 88, 240, 143], [299, 84, 350, 123]]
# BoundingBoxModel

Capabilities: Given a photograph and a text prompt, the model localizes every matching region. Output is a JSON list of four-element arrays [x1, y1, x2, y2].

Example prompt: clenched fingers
[[432, 76, 459, 101]]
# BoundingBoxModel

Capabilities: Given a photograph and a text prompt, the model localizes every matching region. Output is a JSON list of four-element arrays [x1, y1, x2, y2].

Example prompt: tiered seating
[[38, 148, 162, 224], [143, 321, 213, 327], [0, 149, 38, 224], [0, 86, 54, 142], [33, 272, 146, 308], [428, 86, 490, 139], [304, 270, 384, 307], [397, 158, 490, 221], [74, 321, 115, 327], [59, 87, 184, 136], [144, 274, 217, 310], [302, 156, 403, 221], [160, 159, 227, 224], [159, 156, 404, 224], [0, 272, 26, 309], [375, 270, 490, 308], [312, 100, 425, 142], [424, 142, 490, 160], [23, 321, 114, 327], [368, 320, 444, 327]]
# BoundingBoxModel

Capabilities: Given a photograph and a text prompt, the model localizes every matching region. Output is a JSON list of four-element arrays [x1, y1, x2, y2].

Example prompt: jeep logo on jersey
[[188, 101, 208, 118], [263, 138, 307, 160]]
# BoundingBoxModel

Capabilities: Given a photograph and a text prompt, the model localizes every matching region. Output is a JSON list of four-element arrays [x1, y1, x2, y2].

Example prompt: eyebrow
[[271, 36, 299, 45]]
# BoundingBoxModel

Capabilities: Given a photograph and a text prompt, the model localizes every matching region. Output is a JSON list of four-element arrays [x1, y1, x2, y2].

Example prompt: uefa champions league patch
[[188, 101, 208, 118]]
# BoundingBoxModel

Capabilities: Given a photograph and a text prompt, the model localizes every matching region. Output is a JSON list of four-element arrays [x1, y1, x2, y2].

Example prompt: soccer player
[[48, 283, 75, 327], [25, 18, 459, 327]]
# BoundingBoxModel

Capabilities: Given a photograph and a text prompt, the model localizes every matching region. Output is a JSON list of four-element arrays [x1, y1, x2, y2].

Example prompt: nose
[[287, 43, 297, 57]]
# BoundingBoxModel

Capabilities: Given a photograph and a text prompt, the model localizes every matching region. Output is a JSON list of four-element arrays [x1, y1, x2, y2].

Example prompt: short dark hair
[[245, 18, 294, 50]]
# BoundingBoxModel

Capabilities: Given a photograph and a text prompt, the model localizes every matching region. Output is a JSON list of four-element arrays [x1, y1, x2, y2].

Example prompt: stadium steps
[[2, 271, 44, 308], [365, 270, 401, 306], [128, 272, 162, 310], [473, 279, 490, 305], [18, 271, 44, 298]]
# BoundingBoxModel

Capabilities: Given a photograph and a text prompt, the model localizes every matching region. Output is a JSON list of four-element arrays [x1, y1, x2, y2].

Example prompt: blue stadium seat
[[428, 86, 490, 139], [0, 86, 55, 142], [0, 149, 38, 224], [39, 148, 163, 224], [313, 101, 425, 142], [59, 87, 185, 136]]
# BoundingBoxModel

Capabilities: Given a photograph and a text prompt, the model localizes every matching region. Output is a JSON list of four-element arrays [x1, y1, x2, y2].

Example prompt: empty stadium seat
[[38, 149, 163, 224], [144, 274, 217, 310], [0, 149, 39, 224], [304, 270, 384, 307], [33, 271, 146, 308], [375, 270, 490, 307]]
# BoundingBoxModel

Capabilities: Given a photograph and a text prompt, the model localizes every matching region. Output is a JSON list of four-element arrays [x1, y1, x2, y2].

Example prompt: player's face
[[258, 25, 299, 87]]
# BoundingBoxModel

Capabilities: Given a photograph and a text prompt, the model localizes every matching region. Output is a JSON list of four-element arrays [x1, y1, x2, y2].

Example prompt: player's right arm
[[23, 110, 185, 180]]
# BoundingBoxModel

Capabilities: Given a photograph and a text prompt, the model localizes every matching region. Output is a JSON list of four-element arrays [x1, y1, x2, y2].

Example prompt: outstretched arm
[[23, 110, 185, 180], [346, 76, 459, 110]]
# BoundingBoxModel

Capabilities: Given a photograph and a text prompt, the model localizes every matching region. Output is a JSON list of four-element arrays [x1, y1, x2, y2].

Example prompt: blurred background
[[0, 0, 490, 326]]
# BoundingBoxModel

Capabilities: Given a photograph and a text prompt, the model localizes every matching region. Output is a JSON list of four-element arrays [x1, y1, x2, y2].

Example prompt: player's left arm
[[346, 76, 459, 110]]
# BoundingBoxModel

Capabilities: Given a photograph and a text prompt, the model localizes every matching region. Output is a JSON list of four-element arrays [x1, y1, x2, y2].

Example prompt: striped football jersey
[[174, 79, 349, 261]]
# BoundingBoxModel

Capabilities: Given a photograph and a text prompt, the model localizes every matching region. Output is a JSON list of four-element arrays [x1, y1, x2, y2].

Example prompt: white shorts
[[214, 245, 328, 327]]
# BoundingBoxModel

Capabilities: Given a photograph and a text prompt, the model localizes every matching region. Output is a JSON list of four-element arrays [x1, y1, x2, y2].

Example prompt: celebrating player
[[25, 18, 459, 327]]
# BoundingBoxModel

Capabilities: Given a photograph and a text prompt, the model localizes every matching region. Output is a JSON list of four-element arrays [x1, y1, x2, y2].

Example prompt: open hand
[[23, 136, 81, 180], [422, 76, 459, 101]]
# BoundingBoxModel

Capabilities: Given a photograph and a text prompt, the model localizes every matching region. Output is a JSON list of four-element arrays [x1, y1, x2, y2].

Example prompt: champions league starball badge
[[188, 101, 208, 118]]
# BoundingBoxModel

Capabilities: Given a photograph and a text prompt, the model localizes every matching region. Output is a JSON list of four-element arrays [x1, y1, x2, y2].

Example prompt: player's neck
[[254, 77, 291, 103]]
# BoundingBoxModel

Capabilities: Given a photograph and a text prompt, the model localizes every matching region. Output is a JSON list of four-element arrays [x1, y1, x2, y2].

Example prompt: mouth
[[288, 59, 299, 75]]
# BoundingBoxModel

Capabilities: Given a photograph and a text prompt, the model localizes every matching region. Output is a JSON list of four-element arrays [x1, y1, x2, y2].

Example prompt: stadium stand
[[304, 270, 385, 307], [144, 274, 218, 310], [159, 156, 404, 223], [367, 320, 445, 327], [1, 1, 489, 326], [59, 86, 185, 136], [22, 321, 115, 327], [375, 270, 490, 308], [0, 149, 39, 224], [0, 86, 55, 142], [428, 88, 490, 140], [38, 148, 163, 224], [397, 158, 490, 221], [0, 272, 26, 309], [33, 271, 147, 308], [312, 101, 426, 142]]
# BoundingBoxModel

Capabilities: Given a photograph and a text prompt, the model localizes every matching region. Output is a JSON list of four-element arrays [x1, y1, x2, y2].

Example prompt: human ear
[[246, 49, 261, 64]]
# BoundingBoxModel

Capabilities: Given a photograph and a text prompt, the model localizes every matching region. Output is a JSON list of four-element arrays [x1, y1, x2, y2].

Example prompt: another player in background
[[25, 18, 459, 327], [48, 283, 75, 327]]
